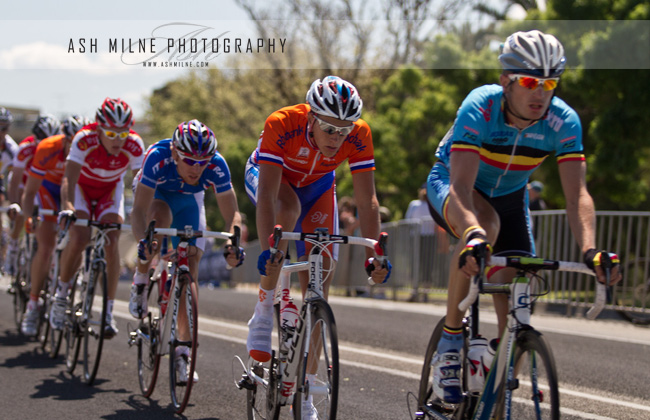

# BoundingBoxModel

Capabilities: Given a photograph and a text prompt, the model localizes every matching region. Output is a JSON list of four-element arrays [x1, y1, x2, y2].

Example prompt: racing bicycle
[[236, 225, 389, 420], [414, 250, 609, 420], [127, 221, 240, 414]]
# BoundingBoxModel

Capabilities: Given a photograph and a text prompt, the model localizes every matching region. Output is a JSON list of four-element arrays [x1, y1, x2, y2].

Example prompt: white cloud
[[0, 41, 136, 73]]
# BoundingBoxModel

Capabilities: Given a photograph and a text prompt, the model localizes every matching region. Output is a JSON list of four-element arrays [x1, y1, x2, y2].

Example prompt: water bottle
[[467, 336, 495, 393], [280, 298, 299, 348]]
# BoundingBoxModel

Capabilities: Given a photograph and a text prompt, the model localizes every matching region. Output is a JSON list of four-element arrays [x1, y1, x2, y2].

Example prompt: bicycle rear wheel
[[137, 276, 162, 397], [417, 317, 473, 420], [65, 275, 83, 373], [82, 263, 107, 385], [292, 299, 339, 420], [503, 329, 559, 420], [169, 273, 199, 414], [245, 303, 282, 420]]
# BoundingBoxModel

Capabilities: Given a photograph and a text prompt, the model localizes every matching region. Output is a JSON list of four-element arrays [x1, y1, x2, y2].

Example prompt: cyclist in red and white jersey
[[20, 115, 89, 336], [244, 77, 391, 417], [5, 114, 61, 275], [50, 98, 144, 339]]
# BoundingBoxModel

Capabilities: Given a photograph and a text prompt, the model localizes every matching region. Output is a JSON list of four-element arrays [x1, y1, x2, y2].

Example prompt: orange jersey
[[251, 104, 375, 187], [28, 134, 67, 185]]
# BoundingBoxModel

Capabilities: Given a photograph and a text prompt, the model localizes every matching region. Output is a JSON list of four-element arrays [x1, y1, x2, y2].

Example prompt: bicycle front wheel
[[82, 263, 107, 385], [292, 299, 339, 420], [137, 276, 162, 397], [504, 329, 560, 420], [65, 274, 83, 373], [169, 273, 199, 414], [417, 317, 473, 420], [246, 303, 282, 420], [617, 259, 650, 325]]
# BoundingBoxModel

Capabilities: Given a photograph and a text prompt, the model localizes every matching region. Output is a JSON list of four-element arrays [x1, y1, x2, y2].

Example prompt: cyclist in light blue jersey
[[130, 119, 243, 384], [426, 30, 621, 404]]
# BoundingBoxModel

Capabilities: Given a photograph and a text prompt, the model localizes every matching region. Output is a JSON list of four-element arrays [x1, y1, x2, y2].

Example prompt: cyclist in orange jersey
[[244, 77, 392, 417], [20, 115, 89, 336], [5, 114, 61, 275]]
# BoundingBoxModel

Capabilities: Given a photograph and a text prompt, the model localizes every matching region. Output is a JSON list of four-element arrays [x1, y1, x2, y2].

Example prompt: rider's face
[[308, 113, 354, 158], [500, 73, 555, 127]]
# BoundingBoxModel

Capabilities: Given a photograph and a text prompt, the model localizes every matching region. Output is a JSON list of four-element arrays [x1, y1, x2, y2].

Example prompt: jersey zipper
[[297, 150, 320, 187], [490, 128, 523, 197]]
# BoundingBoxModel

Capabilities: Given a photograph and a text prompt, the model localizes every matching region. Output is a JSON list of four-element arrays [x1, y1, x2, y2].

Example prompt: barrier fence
[[227, 210, 650, 317]]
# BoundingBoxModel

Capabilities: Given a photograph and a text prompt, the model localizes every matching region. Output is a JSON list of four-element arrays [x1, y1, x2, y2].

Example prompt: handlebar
[[268, 225, 389, 285], [458, 255, 605, 320]]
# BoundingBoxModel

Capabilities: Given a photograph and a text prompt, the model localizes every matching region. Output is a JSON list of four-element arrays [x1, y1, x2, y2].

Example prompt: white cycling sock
[[133, 270, 149, 285]]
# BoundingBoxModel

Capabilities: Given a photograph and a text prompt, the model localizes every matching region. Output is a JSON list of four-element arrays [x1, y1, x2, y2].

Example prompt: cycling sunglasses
[[508, 74, 559, 91], [312, 113, 355, 137], [177, 150, 210, 167], [101, 127, 129, 139]]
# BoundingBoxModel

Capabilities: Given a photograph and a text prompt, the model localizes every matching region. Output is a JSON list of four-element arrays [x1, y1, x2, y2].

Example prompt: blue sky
[[0, 0, 251, 120]]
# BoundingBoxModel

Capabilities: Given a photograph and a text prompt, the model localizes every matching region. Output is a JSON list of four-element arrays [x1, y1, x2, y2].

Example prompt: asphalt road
[[1, 276, 649, 420]]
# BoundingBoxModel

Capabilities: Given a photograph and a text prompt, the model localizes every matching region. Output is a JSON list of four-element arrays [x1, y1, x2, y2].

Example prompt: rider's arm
[[558, 159, 596, 253], [61, 160, 82, 212], [131, 182, 155, 242], [447, 150, 484, 239], [20, 174, 42, 220], [352, 170, 381, 260], [215, 189, 242, 235], [8, 167, 24, 204], [256, 163, 283, 252]]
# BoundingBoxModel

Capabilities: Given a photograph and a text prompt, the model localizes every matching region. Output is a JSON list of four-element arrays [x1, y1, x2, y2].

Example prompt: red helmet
[[95, 97, 134, 129]]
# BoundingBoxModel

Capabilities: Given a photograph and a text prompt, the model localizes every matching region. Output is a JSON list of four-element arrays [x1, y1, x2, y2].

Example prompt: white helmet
[[306, 76, 363, 121], [499, 30, 566, 78]]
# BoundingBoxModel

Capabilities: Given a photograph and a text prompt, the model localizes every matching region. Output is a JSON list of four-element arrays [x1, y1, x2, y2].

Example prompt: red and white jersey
[[12, 135, 38, 184], [67, 122, 144, 188]]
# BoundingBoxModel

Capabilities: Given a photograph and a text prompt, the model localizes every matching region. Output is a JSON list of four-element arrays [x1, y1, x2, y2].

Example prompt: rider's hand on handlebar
[[257, 249, 284, 277], [224, 244, 245, 268], [57, 209, 74, 226], [458, 228, 492, 278], [365, 257, 392, 284], [137, 238, 158, 263], [7, 203, 21, 220], [584, 248, 622, 286]]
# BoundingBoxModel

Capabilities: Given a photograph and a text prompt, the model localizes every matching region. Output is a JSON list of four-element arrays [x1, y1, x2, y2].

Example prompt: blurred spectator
[[528, 180, 547, 210], [338, 196, 359, 235], [405, 183, 449, 298], [379, 206, 392, 223]]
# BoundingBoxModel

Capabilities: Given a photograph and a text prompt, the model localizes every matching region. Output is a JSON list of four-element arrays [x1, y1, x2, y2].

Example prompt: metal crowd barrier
[[227, 211, 650, 317]]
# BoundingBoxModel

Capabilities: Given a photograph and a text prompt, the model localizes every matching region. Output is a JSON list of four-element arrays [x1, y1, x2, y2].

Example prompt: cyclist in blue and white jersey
[[130, 119, 243, 384], [426, 30, 621, 404]]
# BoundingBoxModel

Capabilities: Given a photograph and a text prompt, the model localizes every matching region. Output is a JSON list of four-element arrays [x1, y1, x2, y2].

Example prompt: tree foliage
[[146, 0, 650, 239]]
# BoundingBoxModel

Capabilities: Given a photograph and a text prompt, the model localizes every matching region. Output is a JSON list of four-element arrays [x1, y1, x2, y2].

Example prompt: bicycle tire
[[12, 256, 29, 331], [82, 262, 107, 385], [245, 303, 282, 420], [617, 259, 650, 325], [39, 284, 52, 350], [292, 299, 339, 420], [497, 329, 559, 420], [137, 276, 162, 397], [417, 317, 474, 420], [169, 272, 199, 414], [65, 276, 82, 373]]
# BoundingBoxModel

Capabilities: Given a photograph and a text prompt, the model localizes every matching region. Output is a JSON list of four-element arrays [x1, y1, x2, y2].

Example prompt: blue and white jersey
[[1, 134, 18, 176], [435, 84, 584, 198], [137, 139, 233, 194]]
